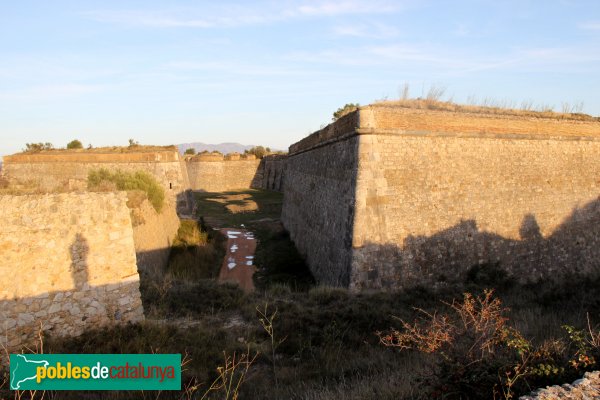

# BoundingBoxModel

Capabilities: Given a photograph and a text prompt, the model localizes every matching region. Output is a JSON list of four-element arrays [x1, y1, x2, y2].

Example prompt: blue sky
[[1, 0, 599, 157]]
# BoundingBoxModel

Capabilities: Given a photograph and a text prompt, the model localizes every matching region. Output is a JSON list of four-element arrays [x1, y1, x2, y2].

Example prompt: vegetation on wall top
[[88, 168, 165, 212]]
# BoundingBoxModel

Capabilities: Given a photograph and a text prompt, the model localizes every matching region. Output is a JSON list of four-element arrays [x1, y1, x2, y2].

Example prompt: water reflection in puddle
[[218, 228, 256, 292]]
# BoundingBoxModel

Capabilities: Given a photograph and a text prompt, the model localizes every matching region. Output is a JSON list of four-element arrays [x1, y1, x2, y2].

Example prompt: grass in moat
[[194, 189, 283, 229]]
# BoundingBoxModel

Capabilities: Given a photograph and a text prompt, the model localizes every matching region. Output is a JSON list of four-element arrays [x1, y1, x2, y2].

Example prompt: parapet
[[225, 152, 241, 161], [190, 153, 224, 162], [4, 149, 181, 163], [187, 153, 261, 162], [289, 104, 600, 155]]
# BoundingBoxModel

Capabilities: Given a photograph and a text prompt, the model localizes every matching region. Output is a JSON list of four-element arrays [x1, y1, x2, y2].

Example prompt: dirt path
[[217, 228, 256, 292]]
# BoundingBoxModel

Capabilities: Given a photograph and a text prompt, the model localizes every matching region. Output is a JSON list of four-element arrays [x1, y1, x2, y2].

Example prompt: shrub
[[378, 290, 600, 399], [23, 142, 53, 152], [184, 148, 196, 155], [88, 168, 165, 212], [332, 103, 359, 121], [66, 139, 83, 149], [244, 146, 268, 159]]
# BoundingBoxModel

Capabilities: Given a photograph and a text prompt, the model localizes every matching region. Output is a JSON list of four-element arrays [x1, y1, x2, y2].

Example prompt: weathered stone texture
[[131, 198, 180, 275], [2, 150, 189, 211], [281, 136, 359, 286], [284, 105, 600, 290], [0, 192, 144, 352], [186, 159, 263, 192], [352, 133, 600, 290], [260, 155, 286, 192]]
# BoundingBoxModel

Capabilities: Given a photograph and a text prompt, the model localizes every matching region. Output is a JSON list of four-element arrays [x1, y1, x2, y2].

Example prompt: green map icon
[[10, 354, 49, 390]]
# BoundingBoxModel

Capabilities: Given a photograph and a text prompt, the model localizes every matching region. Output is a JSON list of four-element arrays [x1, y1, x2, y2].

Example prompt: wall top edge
[[4, 150, 181, 164], [288, 106, 600, 155]]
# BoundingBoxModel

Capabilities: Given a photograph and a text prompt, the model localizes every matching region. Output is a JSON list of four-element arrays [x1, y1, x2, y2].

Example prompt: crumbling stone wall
[[0, 192, 144, 352], [283, 106, 600, 290]]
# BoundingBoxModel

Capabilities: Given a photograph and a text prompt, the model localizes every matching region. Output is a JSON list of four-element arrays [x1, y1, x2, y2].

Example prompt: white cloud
[[84, 1, 404, 29], [296, 1, 399, 16], [332, 22, 399, 39], [579, 21, 600, 30]]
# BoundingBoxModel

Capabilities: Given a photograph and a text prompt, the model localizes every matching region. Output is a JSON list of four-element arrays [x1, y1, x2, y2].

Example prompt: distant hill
[[177, 142, 255, 155]]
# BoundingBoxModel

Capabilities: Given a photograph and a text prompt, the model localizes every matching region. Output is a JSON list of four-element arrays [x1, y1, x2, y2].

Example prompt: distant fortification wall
[[0, 192, 144, 352], [2, 150, 190, 212], [186, 155, 263, 192], [261, 155, 286, 192], [283, 106, 600, 290]]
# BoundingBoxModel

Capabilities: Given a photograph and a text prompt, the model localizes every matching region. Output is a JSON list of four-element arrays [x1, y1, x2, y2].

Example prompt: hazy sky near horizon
[[1, 0, 599, 157]]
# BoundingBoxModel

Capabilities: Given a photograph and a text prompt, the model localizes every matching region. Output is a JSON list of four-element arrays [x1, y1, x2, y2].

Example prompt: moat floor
[[218, 227, 257, 292]]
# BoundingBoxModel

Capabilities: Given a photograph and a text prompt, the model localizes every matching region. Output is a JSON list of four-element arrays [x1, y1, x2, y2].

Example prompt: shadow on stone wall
[[0, 231, 146, 353], [69, 233, 89, 291], [0, 280, 144, 353], [175, 189, 195, 216], [251, 156, 285, 192], [352, 196, 600, 290]]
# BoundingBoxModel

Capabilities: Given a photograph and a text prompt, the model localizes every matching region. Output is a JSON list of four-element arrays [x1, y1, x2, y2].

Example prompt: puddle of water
[[219, 228, 257, 293]]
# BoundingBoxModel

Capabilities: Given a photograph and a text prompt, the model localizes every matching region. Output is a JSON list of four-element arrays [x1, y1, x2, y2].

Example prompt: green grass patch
[[164, 220, 226, 281], [194, 189, 283, 228], [88, 168, 165, 212]]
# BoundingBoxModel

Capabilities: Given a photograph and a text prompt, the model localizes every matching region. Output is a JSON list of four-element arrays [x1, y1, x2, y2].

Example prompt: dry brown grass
[[18, 144, 177, 155], [372, 98, 598, 121]]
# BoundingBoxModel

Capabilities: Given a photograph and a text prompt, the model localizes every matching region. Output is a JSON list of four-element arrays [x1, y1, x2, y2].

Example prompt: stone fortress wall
[[2, 150, 191, 213], [185, 153, 285, 192], [3, 149, 285, 195], [185, 153, 263, 192], [282, 106, 600, 290], [0, 147, 287, 351], [0, 192, 145, 353]]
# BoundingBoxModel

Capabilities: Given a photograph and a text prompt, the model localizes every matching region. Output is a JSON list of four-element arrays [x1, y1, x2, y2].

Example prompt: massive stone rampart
[[0, 192, 144, 352], [2, 150, 190, 212], [282, 112, 359, 286], [282, 106, 600, 290], [186, 156, 264, 192]]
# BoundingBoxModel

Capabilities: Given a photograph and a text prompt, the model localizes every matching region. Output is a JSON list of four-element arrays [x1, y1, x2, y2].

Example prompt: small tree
[[24, 142, 54, 152], [184, 148, 196, 155], [246, 146, 267, 159], [332, 103, 359, 121], [67, 139, 83, 149], [128, 138, 139, 147]]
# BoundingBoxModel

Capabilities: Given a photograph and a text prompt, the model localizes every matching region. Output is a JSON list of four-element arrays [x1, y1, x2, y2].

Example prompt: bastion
[[1, 147, 191, 213], [281, 104, 600, 290], [0, 192, 144, 352]]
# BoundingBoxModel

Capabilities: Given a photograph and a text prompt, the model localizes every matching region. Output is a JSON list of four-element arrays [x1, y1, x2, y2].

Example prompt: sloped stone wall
[[283, 106, 600, 290]]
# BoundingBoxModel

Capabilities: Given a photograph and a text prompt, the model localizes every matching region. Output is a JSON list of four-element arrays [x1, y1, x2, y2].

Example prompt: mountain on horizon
[[177, 142, 256, 155]]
